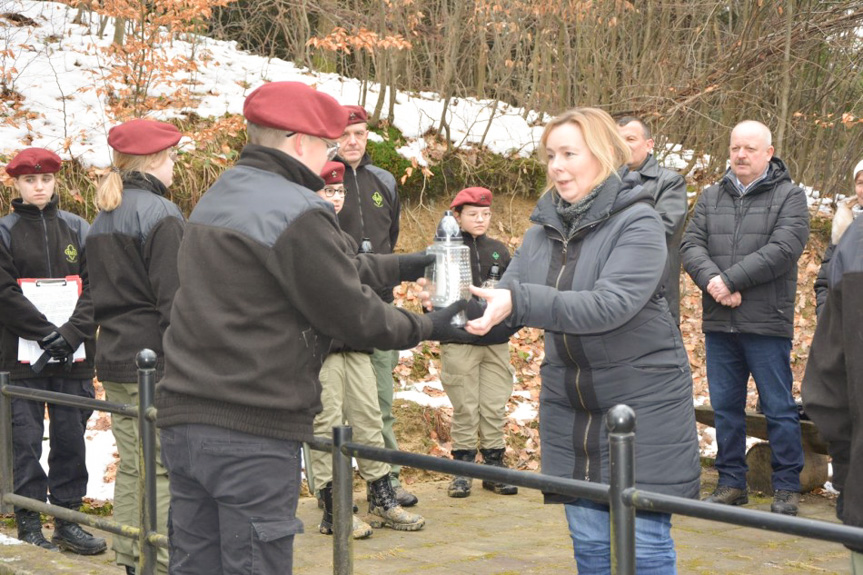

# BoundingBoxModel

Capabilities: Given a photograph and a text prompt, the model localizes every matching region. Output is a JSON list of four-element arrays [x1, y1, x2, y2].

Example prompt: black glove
[[397, 251, 435, 282], [466, 296, 485, 320], [427, 300, 478, 344], [39, 331, 74, 360]]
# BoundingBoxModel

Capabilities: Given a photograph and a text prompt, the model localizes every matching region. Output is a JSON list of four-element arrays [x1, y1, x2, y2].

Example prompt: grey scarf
[[555, 182, 604, 237]]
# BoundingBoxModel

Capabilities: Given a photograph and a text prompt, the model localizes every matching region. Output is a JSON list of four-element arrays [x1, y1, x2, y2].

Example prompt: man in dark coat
[[682, 120, 809, 515], [336, 105, 418, 506], [617, 116, 688, 324], [803, 215, 863, 572], [156, 82, 469, 574]]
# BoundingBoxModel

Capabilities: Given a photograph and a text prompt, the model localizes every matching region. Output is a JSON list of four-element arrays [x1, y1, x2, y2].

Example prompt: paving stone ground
[[1, 468, 855, 574]]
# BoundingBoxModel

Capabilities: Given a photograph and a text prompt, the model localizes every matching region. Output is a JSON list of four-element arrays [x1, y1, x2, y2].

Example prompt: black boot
[[318, 483, 372, 539], [15, 510, 59, 552], [447, 449, 476, 498], [367, 475, 425, 531], [480, 448, 518, 495], [390, 473, 419, 507], [52, 517, 107, 555]]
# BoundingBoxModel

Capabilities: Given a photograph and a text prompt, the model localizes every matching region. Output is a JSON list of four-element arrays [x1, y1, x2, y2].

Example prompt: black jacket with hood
[[802, 216, 863, 552]]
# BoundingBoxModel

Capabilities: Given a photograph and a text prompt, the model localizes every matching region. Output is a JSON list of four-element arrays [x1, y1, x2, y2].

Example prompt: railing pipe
[[0, 372, 15, 514], [332, 426, 354, 575], [340, 442, 610, 504], [1, 384, 136, 417], [137, 349, 158, 575], [627, 489, 863, 549], [608, 404, 636, 575]]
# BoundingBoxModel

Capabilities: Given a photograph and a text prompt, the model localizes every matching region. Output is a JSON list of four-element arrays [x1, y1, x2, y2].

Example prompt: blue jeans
[[565, 499, 677, 574], [705, 332, 803, 492]]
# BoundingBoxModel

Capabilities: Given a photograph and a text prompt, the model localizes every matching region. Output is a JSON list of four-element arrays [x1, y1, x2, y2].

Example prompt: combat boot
[[367, 475, 425, 531], [15, 510, 59, 551], [447, 449, 476, 498], [390, 473, 418, 507], [318, 483, 373, 539], [480, 448, 518, 495], [52, 517, 107, 555]]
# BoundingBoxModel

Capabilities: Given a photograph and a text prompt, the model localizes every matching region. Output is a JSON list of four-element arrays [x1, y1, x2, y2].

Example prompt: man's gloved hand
[[465, 296, 485, 320], [397, 251, 435, 282], [39, 331, 74, 360], [427, 300, 478, 344]]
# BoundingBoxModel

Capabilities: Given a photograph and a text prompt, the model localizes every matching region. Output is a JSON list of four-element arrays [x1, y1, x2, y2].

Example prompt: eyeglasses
[[321, 138, 340, 161], [323, 186, 346, 198], [462, 210, 492, 221], [286, 132, 339, 161]]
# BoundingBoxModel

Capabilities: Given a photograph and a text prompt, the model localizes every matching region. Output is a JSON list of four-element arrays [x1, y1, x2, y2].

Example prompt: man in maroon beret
[[335, 105, 419, 506], [157, 82, 471, 574]]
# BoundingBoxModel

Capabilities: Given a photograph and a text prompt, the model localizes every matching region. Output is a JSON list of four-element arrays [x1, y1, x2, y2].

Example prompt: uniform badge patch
[[64, 244, 78, 263], [372, 191, 384, 208]]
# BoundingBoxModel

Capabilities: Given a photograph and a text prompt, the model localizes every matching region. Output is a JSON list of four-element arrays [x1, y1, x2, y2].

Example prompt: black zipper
[[547, 223, 591, 481], [350, 166, 366, 239], [40, 211, 53, 277]]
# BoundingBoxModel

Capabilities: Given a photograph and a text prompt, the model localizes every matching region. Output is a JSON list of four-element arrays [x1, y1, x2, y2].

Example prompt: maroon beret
[[108, 119, 182, 155], [244, 82, 348, 140], [451, 187, 493, 209], [344, 105, 368, 126], [320, 161, 345, 185], [5, 148, 62, 177]]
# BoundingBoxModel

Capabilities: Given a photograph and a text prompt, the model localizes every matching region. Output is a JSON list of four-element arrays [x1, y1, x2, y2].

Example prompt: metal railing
[[313, 406, 863, 575], [3, 352, 863, 575], [0, 349, 166, 575]]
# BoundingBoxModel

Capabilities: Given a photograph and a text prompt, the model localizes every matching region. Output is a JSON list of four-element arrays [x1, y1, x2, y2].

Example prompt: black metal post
[[608, 404, 636, 575], [137, 349, 158, 575], [332, 426, 354, 575], [0, 372, 13, 514]]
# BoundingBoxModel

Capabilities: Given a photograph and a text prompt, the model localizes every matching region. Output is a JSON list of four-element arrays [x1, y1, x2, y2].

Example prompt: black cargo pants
[[160, 423, 305, 574], [11, 376, 95, 508]]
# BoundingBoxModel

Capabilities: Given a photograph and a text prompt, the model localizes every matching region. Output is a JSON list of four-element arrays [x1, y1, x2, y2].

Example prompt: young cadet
[[440, 187, 517, 497], [0, 148, 106, 554], [311, 161, 424, 538], [87, 119, 184, 575]]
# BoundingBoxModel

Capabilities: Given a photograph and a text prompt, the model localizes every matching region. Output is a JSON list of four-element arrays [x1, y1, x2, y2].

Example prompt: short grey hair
[[732, 120, 772, 147], [246, 122, 288, 147]]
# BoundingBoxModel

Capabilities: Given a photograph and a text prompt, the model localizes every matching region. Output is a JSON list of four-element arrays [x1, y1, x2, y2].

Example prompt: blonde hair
[[95, 149, 169, 211], [539, 107, 631, 193]]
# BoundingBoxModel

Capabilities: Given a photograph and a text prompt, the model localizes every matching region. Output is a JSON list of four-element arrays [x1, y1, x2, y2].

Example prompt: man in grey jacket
[[682, 120, 809, 515], [617, 117, 688, 323]]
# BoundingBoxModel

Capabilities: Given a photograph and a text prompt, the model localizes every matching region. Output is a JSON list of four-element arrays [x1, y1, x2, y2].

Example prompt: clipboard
[[17, 275, 86, 365]]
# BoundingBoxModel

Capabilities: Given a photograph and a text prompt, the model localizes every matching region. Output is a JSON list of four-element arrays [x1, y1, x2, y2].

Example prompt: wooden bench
[[694, 404, 830, 493]]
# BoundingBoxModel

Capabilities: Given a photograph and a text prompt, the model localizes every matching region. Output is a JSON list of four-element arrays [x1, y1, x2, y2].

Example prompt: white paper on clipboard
[[17, 276, 86, 364]]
